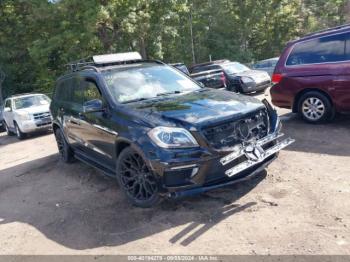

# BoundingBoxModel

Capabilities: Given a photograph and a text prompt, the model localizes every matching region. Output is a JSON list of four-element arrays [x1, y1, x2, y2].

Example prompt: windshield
[[14, 95, 51, 109], [102, 63, 201, 103], [221, 62, 250, 74]]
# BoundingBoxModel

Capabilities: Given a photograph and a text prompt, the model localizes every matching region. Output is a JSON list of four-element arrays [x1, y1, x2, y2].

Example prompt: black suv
[[51, 52, 294, 207]]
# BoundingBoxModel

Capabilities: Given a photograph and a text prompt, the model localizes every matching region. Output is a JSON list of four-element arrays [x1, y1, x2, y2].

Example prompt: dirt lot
[[0, 93, 349, 255]]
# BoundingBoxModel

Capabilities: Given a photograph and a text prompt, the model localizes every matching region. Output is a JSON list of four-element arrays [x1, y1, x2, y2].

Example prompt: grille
[[33, 112, 51, 120], [202, 109, 269, 150]]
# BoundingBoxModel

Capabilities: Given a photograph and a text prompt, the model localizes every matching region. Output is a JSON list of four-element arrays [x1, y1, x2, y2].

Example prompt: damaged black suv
[[50, 52, 294, 207]]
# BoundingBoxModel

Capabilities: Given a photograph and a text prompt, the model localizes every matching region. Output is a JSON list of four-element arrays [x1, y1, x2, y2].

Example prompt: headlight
[[148, 126, 199, 148], [241, 76, 254, 84], [17, 112, 31, 121]]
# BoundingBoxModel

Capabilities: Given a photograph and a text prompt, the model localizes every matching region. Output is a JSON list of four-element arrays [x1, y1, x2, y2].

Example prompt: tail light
[[272, 73, 283, 84], [220, 72, 226, 87]]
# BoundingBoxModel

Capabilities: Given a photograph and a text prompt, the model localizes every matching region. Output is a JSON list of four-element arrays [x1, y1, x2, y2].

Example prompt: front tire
[[116, 147, 160, 208], [54, 128, 74, 163], [4, 121, 14, 136], [14, 122, 26, 140], [298, 91, 332, 124]]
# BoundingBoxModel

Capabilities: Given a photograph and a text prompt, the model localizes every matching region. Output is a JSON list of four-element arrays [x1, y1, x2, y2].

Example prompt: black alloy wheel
[[116, 147, 160, 207], [54, 128, 74, 163]]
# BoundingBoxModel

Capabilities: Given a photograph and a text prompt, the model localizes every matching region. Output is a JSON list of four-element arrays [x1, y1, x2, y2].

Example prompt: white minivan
[[2, 93, 52, 139]]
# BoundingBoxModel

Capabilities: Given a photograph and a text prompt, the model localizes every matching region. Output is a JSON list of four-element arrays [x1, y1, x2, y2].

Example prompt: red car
[[270, 24, 350, 123]]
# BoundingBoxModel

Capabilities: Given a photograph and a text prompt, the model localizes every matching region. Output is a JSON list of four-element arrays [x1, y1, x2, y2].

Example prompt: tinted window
[[286, 33, 347, 65], [81, 80, 102, 102], [5, 99, 11, 109], [71, 77, 83, 104], [55, 78, 73, 102]]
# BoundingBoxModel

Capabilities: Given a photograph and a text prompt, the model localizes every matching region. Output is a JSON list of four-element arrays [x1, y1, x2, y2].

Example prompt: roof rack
[[304, 23, 350, 37], [65, 52, 144, 72]]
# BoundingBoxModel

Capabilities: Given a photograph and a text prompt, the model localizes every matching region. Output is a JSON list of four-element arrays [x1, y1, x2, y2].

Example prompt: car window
[[71, 77, 84, 105], [286, 33, 348, 65], [221, 62, 250, 74], [55, 78, 73, 102], [14, 95, 50, 109], [5, 99, 11, 109], [81, 79, 102, 102]]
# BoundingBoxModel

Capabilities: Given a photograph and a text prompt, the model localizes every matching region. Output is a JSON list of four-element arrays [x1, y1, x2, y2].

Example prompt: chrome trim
[[225, 137, 295, 177], [93, 124, 118, 136], [220, 132, 284, 166], [170, 164, 197, 170]]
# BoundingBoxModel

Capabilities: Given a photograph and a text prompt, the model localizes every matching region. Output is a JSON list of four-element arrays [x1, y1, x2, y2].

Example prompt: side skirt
[[74, 150, 116, 178]]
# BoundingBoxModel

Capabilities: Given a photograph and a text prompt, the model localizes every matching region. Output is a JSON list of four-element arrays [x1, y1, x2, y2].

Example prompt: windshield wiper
[[156, 90, 181, 97]]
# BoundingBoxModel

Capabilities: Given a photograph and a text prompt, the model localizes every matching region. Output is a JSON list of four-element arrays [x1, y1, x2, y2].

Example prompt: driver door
[[78, 78, 116, 168]]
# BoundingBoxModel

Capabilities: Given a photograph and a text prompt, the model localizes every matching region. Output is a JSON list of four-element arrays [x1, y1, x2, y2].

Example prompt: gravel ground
[[0, 92, 349, 255]]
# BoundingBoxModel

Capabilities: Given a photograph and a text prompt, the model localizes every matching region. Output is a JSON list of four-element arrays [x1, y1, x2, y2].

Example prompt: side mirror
[[83, 99, 103, 113], [198, 82, 205, 88], [4, 107, 11, 112]]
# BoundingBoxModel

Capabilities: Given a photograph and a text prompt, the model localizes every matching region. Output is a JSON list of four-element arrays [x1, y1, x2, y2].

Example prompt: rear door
[[62, 76, 85, 148]]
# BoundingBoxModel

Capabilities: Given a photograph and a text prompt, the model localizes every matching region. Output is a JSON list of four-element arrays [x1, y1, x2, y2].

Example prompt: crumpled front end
[[147, 99, 294, 197]]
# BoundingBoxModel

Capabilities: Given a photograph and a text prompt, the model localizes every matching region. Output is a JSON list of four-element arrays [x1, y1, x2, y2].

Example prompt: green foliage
[[0, 0, 348, 97]]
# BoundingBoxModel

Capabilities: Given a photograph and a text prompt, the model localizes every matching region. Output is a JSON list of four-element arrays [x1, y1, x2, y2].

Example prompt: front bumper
[[18, 118, 52, 133], [154, 131, 294, 195]]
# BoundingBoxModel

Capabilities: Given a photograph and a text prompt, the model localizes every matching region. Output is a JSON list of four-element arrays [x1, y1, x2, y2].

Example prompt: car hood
[[233, 70, 271, 83], [15, 104, 50, 114], [128, 89, 265, 128]]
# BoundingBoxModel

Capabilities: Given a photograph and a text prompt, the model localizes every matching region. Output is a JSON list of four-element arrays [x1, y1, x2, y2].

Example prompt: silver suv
[[2, 93, 52, 139]]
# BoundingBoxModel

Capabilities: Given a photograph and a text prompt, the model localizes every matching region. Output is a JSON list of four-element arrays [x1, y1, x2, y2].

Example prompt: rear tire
[[298, 91, 333, 124], [116, 147, 160, 208], [54, 128, 74, 163], [14, 122, 26, 140]]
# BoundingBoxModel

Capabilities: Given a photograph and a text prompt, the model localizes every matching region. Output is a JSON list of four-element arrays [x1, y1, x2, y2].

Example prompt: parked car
[[170, 63, 190, 75], [2, 93, 52, 139], [51, 51, 293, 207], [270, 24, 350, 123], [190, 60, 271, 94], [251, 57, 279, 76]]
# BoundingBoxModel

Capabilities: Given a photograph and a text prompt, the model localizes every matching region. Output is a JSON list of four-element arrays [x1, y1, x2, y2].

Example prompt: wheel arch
[[115, 140, 131, 159], [52, 122, 60, 133], [292, 88, 333, 113]]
